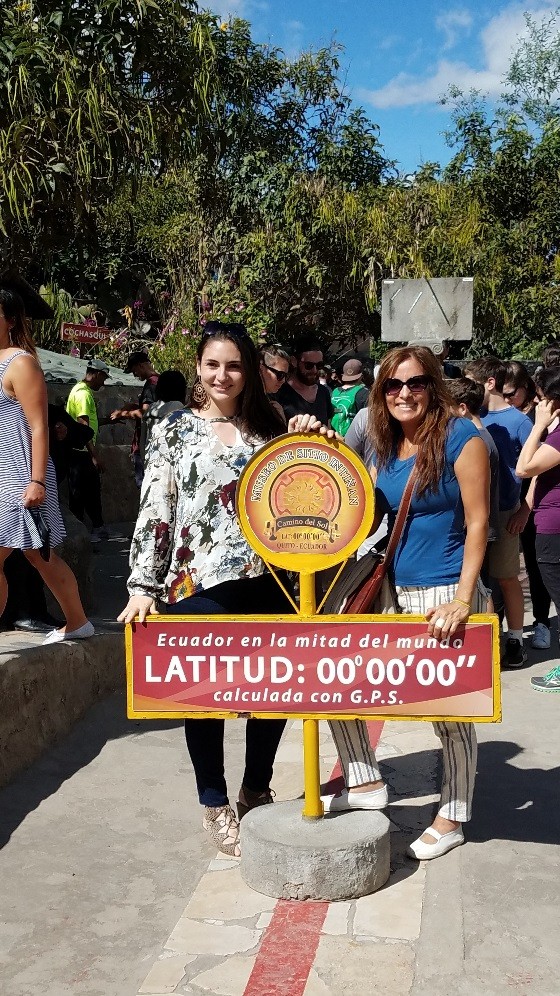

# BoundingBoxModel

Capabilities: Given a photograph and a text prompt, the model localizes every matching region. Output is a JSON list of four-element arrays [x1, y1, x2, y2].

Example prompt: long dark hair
[[191, 322, 286, 440], [368, 345, 455, 497], [0, 289, 36, 356]]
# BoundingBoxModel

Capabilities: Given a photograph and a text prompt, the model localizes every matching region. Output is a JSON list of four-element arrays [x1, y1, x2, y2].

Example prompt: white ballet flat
[[321, 785, 388, 813], [42, 621, 95, 645], [407, 825, 464, 860]]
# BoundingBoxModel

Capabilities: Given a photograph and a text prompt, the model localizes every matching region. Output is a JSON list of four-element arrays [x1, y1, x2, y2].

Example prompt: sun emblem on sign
[[282, 476, 324, 514], [270, 467, 341, 519]]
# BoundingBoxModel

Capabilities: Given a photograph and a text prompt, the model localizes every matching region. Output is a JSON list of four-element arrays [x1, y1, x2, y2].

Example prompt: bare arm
[[517, 401, 560, 477], [8, 355, 49, 507], [426, 435, 489, 636]]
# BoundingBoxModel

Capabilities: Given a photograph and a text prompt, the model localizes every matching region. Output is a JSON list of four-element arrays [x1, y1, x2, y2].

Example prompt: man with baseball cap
[[330, 358, 369, 436], [110, 350, 159, 486], [66, 359, 111, 541]]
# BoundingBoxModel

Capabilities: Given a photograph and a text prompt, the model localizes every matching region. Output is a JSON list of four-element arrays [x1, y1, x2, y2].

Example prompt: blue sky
[[208, 0, 558, 174]]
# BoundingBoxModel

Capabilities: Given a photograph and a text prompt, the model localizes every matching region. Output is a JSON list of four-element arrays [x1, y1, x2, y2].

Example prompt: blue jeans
[[166, 572, 294, 807]]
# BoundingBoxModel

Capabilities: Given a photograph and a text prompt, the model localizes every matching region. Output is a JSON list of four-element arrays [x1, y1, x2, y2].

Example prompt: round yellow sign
[[236, 433, 375, 571]]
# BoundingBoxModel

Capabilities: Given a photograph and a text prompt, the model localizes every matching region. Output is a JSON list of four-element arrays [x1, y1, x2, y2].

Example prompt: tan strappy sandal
[[202, 805, 241, 857]]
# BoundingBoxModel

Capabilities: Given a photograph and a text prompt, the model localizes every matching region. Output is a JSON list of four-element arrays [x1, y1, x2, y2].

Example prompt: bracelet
[[453, 597, 471, 609], [30, 480, 46, 489]]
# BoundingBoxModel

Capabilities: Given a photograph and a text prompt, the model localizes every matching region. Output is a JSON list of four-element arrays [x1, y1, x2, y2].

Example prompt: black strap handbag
[[321, 465, 418, 614]]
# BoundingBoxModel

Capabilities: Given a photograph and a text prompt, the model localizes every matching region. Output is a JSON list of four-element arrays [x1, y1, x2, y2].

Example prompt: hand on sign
[[118, 595, 157, 624], [287, 413, 339, 439], [426, 599, 470, 639]]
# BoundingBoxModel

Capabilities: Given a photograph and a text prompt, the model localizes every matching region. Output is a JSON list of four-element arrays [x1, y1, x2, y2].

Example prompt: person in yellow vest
[[66, 359, 109, 542]]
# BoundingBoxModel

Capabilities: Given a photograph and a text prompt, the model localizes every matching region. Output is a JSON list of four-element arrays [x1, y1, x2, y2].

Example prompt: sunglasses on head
[[203, 321, 249, 340], [383, 375, 431, 396], [261, 360, 288, 382], [300, 360, 321, 370]]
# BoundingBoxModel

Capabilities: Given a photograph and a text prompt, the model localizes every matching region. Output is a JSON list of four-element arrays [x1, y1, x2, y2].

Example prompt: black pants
[[166, 572, 294, 807], [521, 513, 551, 627], [67, 452, 104, 528], [535, 533, 560, 626]]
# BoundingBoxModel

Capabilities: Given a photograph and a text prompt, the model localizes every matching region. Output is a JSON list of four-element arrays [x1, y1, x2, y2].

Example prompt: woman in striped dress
[[0, 289, 93, 643]]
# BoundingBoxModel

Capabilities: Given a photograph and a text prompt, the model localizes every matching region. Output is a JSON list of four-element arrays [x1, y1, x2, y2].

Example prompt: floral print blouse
[[127, 409, 267, 604]]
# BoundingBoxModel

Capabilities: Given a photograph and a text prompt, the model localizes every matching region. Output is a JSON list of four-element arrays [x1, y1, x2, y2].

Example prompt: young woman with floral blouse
[[119, 322, 333, 856]]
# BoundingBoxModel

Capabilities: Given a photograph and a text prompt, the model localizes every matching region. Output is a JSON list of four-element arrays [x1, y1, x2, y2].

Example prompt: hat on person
[[341, 359, 363, 384], [124, 350, 150, 373], [86, 358, 111, 377]]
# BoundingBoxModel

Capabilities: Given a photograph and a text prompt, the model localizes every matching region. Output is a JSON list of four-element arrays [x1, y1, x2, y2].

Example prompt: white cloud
[[209, 0, 269, 22], [435, 9, 473, 51], [282, 18, 306, 58], [379, 34, 401, 51], [360, 2, 557, 109]]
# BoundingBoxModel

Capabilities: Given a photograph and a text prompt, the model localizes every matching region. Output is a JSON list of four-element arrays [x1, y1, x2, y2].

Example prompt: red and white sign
[[126, 616, 500, 721], [61, 322, 112, 344]]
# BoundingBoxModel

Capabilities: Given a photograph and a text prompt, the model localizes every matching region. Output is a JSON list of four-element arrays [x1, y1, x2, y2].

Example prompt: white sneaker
[[532, 623, 551, 650]]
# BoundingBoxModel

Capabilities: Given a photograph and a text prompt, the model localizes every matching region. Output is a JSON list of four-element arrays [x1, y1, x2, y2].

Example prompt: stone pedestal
[[240, 800, 391, 901]]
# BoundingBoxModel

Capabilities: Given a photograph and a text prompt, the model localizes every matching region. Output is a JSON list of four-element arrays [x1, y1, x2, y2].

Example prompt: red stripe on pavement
[[243, 720, 384, 995], [244, 900, 329, 996]]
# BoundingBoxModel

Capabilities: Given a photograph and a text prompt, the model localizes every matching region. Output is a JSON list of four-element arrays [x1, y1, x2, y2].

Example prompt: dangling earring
[[193, 377, 210, 410]]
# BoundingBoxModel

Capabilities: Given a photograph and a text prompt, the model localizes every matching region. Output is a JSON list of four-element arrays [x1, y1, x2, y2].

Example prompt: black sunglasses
[[502, 388, 521, 399], [300, 360, 321, 370], [203, 321, 249, 340], [262, 360, 288, 382], [383, 375, 431, 396]]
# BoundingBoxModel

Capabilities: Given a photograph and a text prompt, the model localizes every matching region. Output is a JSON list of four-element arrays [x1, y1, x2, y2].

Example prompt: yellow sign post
[[236, 432, 376, 820]]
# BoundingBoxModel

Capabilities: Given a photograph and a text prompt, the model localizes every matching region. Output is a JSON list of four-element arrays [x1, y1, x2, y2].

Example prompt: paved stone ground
[[1, 548, 559, 995]]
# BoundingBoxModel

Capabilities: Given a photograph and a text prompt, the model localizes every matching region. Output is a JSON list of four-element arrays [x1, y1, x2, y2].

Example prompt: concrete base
[[240, 799, 391, 901]]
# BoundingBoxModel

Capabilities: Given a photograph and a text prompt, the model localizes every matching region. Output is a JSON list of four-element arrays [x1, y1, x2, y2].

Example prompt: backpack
[[331, 384, 362, 436]]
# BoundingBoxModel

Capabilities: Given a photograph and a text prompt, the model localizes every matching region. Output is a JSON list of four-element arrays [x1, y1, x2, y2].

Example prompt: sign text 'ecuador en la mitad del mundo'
[[127, 616, 500, 722]]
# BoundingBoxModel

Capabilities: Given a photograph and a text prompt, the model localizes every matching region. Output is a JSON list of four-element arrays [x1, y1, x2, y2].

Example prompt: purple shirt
[[534, 424, 560, 533]]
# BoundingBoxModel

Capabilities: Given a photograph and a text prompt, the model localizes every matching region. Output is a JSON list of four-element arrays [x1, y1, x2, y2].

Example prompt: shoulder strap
[[382, 463, 418, 570]]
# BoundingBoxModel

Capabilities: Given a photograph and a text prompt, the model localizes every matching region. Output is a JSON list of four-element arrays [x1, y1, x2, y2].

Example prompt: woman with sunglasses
[[325, 345, 490, 860], [119, 321, 335, 857], [502, 361, 537, 416], [258, 344, 290, 395]]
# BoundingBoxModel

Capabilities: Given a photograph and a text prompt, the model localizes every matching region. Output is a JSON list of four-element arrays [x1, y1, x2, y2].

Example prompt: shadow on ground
[[0, 691, 182, 849]]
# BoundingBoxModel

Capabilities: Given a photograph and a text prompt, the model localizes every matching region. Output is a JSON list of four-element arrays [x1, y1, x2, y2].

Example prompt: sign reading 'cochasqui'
[[236, 433, 375, 570], [127, 616, 500, 722]]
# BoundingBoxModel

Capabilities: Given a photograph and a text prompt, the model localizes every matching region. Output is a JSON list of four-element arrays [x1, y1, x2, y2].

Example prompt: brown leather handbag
[[322, 465, 418, 615]]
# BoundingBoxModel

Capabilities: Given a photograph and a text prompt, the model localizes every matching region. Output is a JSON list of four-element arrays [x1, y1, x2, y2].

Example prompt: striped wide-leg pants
[[328, 580, 487, 822]]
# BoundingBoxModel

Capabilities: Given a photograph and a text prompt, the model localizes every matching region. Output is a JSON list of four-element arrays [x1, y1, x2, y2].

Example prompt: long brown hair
[[0, 289, 37, 356], [191, 322, 286, 441], [368, 346, 455, 497]]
